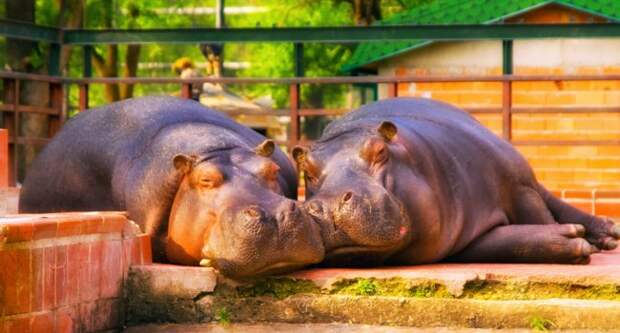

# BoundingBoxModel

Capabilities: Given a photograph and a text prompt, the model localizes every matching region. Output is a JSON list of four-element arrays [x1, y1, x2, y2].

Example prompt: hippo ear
[[173, 154, 196, 174], [255, 139, 275, 157], [291, 146, 308, 165], [377, 121, 398, 141]]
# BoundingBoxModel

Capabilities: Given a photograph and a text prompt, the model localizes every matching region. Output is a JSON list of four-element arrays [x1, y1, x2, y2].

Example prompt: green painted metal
[[502, 40, 513, 75], [60, 24, 620, 45], [48, 43, 61, 76], [83, 45, 93, 78], [0, 19, 60, 43], [344, 0, 620, 71], [294, 43, 304, 77]]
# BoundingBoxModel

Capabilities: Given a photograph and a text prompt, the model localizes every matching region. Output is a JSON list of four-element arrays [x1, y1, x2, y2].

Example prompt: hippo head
[[167, 139, 324, 278], [294, 122, 413, 266]]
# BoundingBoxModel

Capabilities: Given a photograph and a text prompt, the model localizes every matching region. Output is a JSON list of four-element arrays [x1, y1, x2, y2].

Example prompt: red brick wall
[[0, 212, 151, 333]]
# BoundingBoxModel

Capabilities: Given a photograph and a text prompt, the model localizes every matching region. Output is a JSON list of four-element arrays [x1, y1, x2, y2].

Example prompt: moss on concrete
[[125, 271, 620, 329], [461, 280, 620, 301], [205, 276, 620, 301], [330, 278, 453, 298], [212, 277, 321, 299]]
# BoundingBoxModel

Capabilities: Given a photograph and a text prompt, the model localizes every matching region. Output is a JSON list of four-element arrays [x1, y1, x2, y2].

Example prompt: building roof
[[343, 0, 620, 72]]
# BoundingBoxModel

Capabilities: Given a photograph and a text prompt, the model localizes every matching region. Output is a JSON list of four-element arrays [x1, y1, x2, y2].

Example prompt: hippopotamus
[[19, 96, 324, 278], [293, 97, 620, 266]]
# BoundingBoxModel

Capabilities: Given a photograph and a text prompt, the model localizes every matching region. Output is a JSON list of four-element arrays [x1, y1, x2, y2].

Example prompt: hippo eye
[[361, 137, 389, 167], [197, 165, 224, 188], [199, 178, 219, 188], [259, 161, 280, 182]]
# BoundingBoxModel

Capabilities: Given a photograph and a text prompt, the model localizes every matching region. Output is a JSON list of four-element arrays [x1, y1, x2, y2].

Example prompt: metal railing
[[2, 71, 620, 185]]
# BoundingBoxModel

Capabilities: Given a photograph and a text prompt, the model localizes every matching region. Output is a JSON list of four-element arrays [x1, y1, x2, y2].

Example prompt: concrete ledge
[[125, 249, 620, 329], [195, 296, 620, 329], [129, 265, 217, 298]]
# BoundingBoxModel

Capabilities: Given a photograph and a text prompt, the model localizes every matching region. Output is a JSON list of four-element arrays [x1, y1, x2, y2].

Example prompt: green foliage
[[4, 1, 433, 112], [215, 307, 231, 324], [35, 0, 60, 26], [529, 316, 557, 331]]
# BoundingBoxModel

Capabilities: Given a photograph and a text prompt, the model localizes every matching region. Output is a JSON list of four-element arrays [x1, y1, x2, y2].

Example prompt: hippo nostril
[[342, 191, 353, 203], [286, 201, 297, 213]]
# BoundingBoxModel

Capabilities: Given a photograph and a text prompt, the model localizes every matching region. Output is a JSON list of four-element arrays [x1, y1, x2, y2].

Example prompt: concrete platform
[[288, 248, 620, 291], [125, 248, 620, 330]]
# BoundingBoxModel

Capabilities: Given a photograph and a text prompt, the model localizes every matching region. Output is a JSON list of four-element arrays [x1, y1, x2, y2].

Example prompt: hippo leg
[[512, 186, 557, 225], [538, 186, 620, 251], [448, 224, 598, 264]]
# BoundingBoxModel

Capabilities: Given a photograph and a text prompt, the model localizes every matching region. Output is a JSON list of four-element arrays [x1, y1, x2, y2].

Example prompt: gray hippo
[[19, 96, 324, 278], [293, 97, 620, 266]]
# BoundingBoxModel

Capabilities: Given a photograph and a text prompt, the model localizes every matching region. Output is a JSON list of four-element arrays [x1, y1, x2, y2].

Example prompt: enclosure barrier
[[0, 129, 8, 188], [0, 212, 151, 332], [1, 71, 620, 186]]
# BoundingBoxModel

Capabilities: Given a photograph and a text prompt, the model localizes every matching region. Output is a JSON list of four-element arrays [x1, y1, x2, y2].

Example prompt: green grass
[[215, 307, 231, 324], [529, 315, 557, 331]]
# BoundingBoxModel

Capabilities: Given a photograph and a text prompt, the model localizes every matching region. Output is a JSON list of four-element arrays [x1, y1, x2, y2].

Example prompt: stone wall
[[0, 212, 152, 332]]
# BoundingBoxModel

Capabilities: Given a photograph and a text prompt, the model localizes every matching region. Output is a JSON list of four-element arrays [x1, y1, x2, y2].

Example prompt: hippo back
[[19, 96, 296, 213]]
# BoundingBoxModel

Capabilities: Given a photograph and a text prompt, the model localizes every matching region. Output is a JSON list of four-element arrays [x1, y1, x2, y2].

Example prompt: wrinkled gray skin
[[298, 98, 620, 266], [19, 96, 324, 278]]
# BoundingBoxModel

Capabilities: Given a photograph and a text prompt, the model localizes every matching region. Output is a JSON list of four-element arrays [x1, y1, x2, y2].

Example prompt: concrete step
[[124, 249, 620, 330]]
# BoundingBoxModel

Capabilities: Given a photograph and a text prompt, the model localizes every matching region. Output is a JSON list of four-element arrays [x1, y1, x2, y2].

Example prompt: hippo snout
[[276, 201, 307, 227], [305, 187, 409, 255]]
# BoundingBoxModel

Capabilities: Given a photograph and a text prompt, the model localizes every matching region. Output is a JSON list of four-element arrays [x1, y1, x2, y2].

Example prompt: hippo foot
[[448, 224, 599, 264], [556, 224, 600, 264], [580, 217, 620, 251]]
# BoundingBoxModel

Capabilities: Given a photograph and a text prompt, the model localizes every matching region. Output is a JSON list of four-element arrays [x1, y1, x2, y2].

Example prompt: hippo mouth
[[326, 226, 409, 256]]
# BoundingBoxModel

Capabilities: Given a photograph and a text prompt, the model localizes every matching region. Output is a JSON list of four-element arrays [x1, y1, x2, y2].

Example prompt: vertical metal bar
[[292, 42, 303, 150], [83, 45, 93, 78], [0, 129, 8, 188], [502, 40, 513, 141], [289, 83, 300, 149], [502, 81, 512, 141], [2, 79, 15, 186], [48, 83, 63, 137], [387, 82, 398, 98], [502, 40, 513, 75], [294, 43, 304, 77], [78, 45, 93, 113], [48, 43, 61, 76], [181, 83, 192, 99], [12, 79, 19, 186], [79, 84, 89, 112]]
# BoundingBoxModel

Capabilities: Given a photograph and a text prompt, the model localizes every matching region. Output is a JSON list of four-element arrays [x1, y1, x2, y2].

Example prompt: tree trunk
[[92, 45, 121, 102], [58, 0, 85, 73], [120, 44, 141, 99], [345, 0, 381, 25], [90, 3, 141, 103]]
